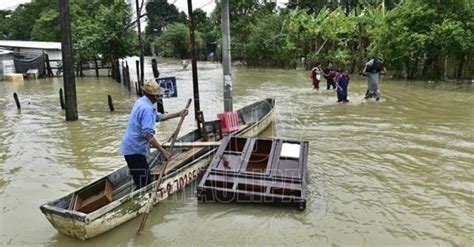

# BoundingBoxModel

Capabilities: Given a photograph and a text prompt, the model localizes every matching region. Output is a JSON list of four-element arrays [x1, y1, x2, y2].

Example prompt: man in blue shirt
[[121, 80, 186, 190]]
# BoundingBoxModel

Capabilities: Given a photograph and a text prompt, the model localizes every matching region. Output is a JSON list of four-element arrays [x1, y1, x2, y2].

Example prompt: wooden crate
[[197, 136, 308, 210], [4, 73, 24, 82], [72, 178, 113, 214]]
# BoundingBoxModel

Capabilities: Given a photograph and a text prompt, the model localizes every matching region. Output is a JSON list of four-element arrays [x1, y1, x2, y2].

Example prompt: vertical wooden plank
[[59, 0, 78, 121]]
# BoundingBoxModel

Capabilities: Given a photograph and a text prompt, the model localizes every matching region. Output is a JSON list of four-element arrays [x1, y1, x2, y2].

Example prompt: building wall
[[0, 54, 15, 79]]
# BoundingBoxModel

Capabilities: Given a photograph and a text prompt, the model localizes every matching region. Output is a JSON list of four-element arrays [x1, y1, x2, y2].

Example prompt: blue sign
[[156, 77, 177, 98]]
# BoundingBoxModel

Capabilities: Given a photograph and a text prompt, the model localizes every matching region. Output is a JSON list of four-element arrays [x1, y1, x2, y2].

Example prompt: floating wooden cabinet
[[73, 178, 113, 214], [197, 136, 308, 210]]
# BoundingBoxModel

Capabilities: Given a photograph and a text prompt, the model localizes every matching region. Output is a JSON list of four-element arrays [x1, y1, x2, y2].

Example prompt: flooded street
[[0, 58, 473, 246]]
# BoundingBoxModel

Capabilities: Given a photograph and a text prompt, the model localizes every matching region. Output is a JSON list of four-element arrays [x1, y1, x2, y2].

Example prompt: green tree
[[145, 0, 187, 38], [0, 10, 12, 39], [84, 0, 137, 63], [154, 22, 204, 59], [31, 9, 60, 41], [377, 0, 473, 79], [287, 0, 403, 14], [7, 0, 57, 40], [211, 0, 277, 61], [246, 14, 292, 67], [193, 8, 210, 33]]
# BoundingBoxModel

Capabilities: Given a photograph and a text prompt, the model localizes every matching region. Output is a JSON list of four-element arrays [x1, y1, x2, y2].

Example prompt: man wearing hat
[[121, 80, 187, 190]]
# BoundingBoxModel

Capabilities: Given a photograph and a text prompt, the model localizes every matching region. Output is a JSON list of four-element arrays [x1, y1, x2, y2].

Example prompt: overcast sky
[[1, 0, 214, 12], [3, 1, 287, 13]]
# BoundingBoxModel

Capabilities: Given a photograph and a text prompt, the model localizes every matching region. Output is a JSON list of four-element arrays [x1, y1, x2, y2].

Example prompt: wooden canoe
[[39, 98, 275, 240]]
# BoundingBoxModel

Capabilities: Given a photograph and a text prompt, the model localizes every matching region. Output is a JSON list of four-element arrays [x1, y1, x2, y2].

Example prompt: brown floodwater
[[0, 57, 473, 246]]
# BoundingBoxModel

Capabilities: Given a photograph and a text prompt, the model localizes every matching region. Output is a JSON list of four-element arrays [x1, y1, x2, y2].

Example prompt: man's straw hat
[[142, 80, 164, 96]]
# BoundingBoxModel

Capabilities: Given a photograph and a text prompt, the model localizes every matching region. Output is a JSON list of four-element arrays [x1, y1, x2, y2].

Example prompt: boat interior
[[41, 98, 275, 215]]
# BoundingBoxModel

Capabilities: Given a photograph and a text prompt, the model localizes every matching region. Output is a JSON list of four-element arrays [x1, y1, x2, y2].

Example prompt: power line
[[197, 0, 214, 10]]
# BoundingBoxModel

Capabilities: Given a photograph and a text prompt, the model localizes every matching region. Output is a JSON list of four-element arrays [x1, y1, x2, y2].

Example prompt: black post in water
[[13, 93, 21, 109], [187, 0, 200, 121], [115, 60, 121, 83], [135, 60, 141, 92], [122, 62, 126, 88], [108, 95, 115, 112], [45, 54, 53, 76], [135, 60, 139, 81], [126, 62, 131, 91], [59, 0, 78, 121], [94, 58, 99, 77], [151, 59, 159, 78], [135, 81, 142, 96], [151, 58, 164, 113], [156, 99, 164, 114], [59, 88, 65, 109]]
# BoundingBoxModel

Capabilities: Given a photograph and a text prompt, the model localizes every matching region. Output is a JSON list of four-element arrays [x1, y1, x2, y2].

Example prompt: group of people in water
[[309, 58, 386, 102]]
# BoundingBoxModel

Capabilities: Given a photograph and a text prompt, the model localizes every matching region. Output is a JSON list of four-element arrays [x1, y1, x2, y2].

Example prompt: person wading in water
[[323, 66, 336, 90], [309, 63, 322, 91], [362, 58, 386, 101]]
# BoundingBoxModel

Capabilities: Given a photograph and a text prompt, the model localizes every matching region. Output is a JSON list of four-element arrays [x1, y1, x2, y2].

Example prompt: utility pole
[[187, 0, 201, 121], [221, 0, 233, 112], [135, 0, 144, 85], [58, 0, 78, 121]]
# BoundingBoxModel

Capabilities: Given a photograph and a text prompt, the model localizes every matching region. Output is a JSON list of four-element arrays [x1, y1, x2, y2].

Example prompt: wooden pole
[[135, 0, 144, 84], [135, 60, 141, 92], [151, 58, 159, 78], [221, 0, 233, 112], [187, 0, 201, 121], [59, 0, 78, 121], [95, 58, 99, 77], [79, 60, 83, 77], [126, 62, 131, 92], [108, 95, 115, 112], [13, 93, 21, 109], [59, 88, 65, 109], [137, 99, 192, 233], [151, 58, 164, 113], [115, 60, 121, 83], [45, 53, 53, 76]]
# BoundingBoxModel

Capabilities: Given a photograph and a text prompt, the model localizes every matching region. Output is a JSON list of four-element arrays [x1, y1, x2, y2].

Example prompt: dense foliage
[[154, 22, 204, 59], [2, 0, 472, 80], [2, 0, 136, 64]]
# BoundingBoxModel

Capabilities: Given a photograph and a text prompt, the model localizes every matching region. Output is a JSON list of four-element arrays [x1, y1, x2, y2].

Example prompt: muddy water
[[0, 58, 473, 246]]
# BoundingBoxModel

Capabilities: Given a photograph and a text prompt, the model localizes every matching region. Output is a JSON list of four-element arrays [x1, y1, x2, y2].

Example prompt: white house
[[0, 40, 62, 78]]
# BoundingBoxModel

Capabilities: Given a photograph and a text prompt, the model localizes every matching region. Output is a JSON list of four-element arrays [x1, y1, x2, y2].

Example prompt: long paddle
[[137, 98, 192, 233]]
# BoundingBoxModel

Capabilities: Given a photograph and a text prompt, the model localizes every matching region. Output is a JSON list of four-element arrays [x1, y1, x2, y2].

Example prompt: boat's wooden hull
[[40, 98, 274, 240], [43, 153, 213, 240]]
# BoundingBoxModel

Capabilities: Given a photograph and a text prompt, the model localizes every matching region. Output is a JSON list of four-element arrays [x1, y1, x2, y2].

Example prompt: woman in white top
[[310, 63, 322, 90]]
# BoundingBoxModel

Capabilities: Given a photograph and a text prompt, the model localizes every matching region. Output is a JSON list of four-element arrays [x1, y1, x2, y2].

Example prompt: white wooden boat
[[39, 98, 275, 240]]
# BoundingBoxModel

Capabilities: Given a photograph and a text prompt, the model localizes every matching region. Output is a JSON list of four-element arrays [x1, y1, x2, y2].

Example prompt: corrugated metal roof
[[0, 40, 61, 50], [0, 48, 14, 56]]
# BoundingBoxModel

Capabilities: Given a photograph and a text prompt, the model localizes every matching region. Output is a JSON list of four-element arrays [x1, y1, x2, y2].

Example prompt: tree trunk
[[432, 55, 442, 80], [405, 59, 411, 79], [457, 54, 464, 80], [80, 60, 84, 77], [421, 56, 431, 80]]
